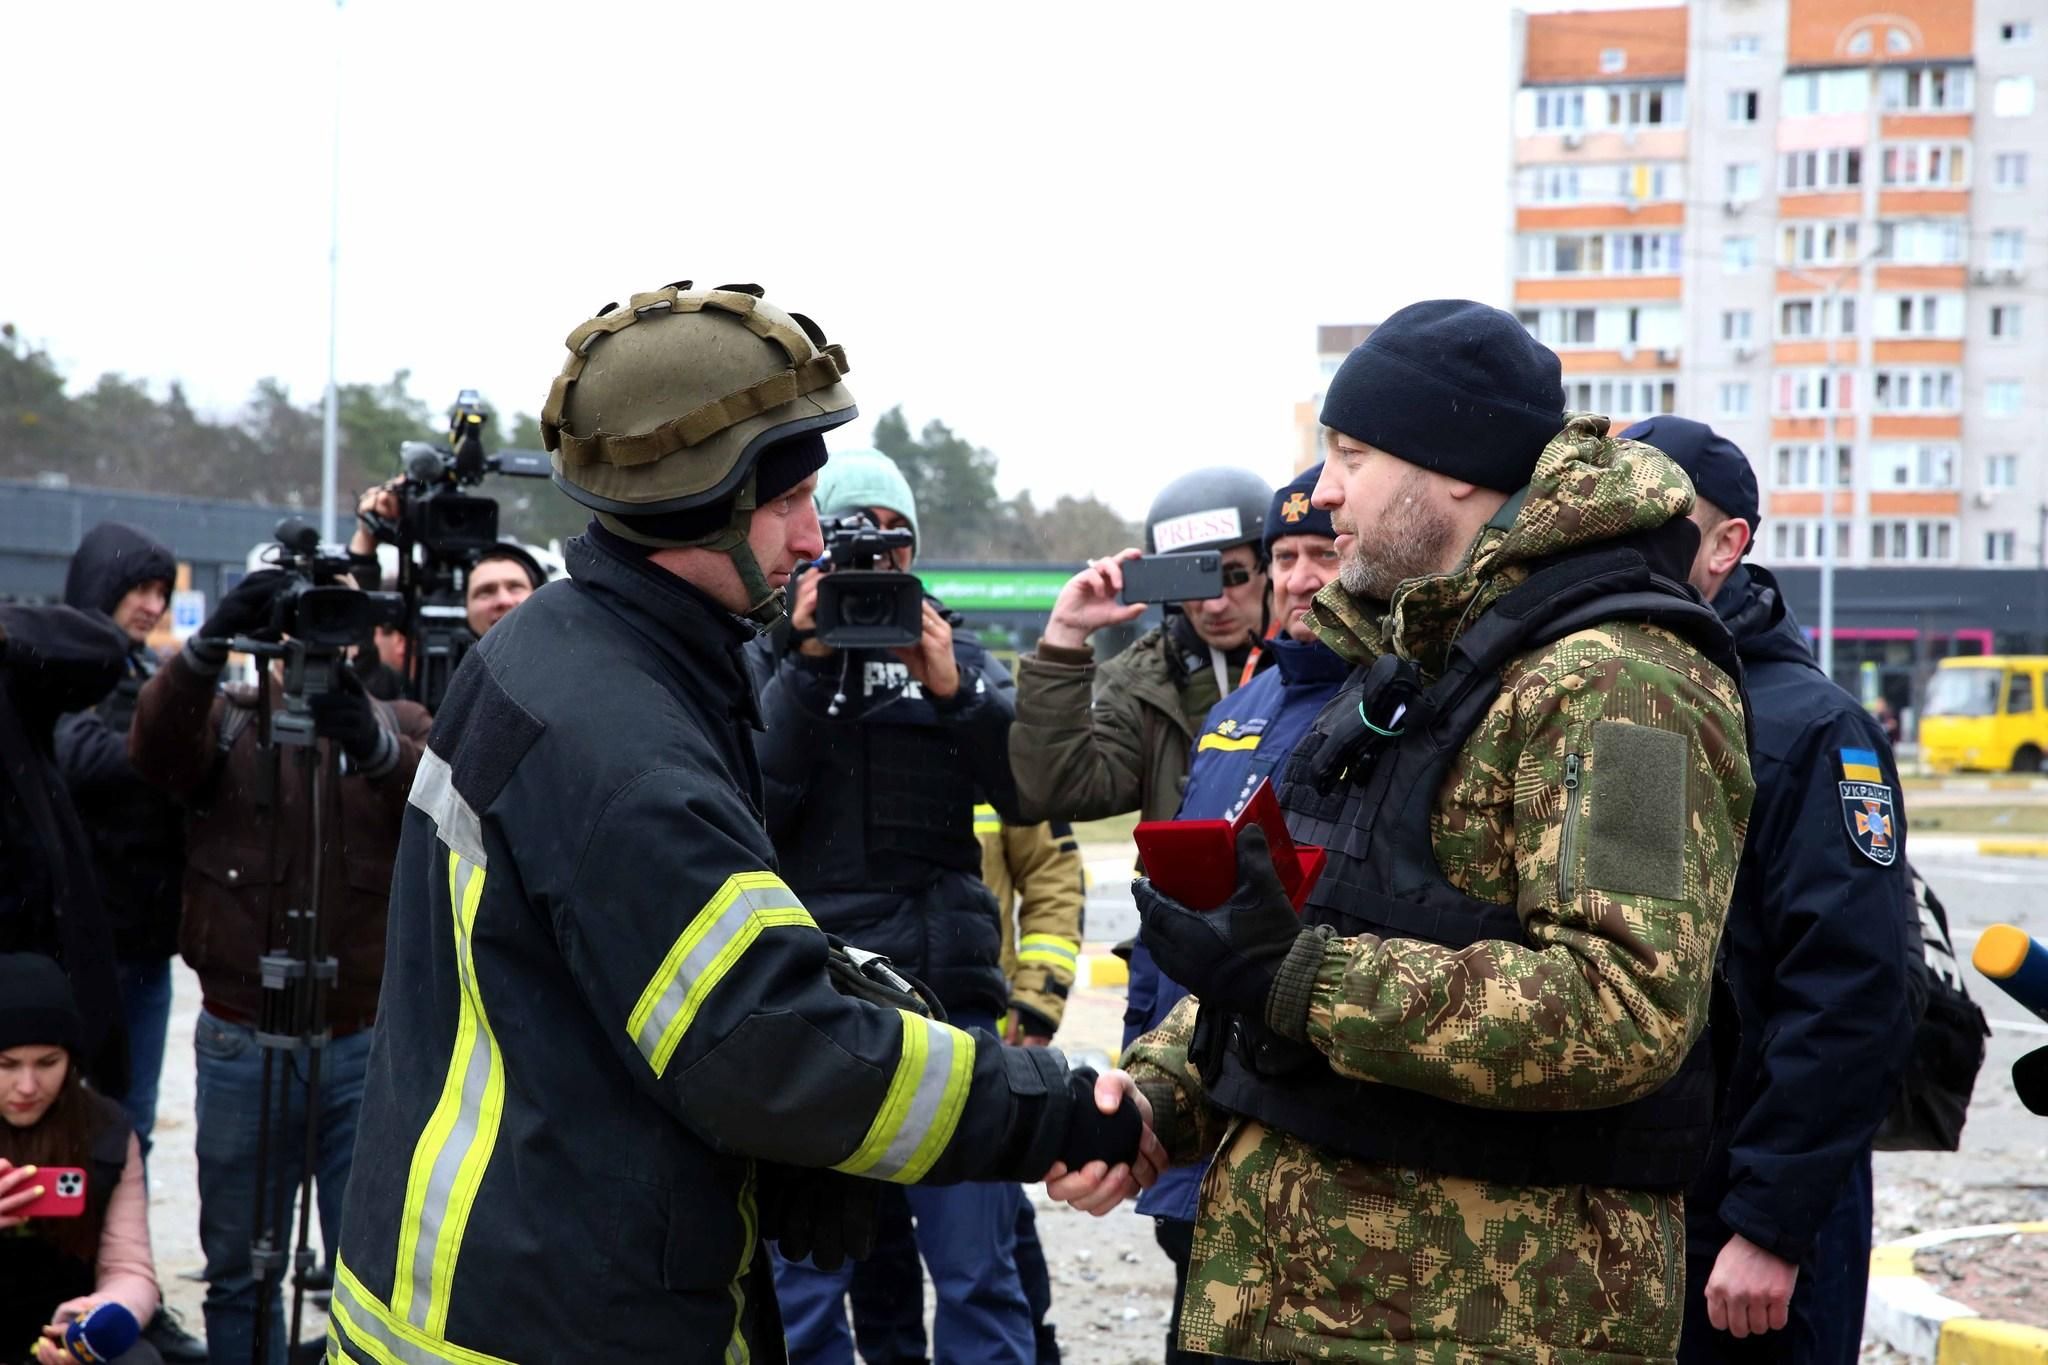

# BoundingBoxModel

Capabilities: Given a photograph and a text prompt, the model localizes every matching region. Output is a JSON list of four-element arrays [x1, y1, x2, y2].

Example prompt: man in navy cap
[[1622, 415, 1918, 1364]]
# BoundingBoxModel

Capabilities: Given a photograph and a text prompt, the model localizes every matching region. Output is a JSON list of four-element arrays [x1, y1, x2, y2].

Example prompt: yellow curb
[[1871, 1245, 1918, 1278], [1937, 1320, 2048, 1364], [1977, 838, 2048, 859]]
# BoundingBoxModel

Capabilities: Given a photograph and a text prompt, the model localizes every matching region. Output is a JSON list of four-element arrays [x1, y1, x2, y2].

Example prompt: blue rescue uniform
[[1680, 564, 1919, 1364]]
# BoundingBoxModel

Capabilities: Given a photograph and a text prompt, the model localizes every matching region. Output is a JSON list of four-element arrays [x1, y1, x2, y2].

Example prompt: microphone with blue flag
[[1973, 925, 2048, 1117]]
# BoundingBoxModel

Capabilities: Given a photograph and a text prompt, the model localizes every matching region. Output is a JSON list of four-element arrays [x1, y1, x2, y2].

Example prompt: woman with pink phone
[[0, 954, 162, 1364]]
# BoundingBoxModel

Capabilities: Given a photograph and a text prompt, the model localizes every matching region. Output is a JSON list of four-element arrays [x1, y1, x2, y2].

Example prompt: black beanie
[[1263, 463, 1336, 557], [1619, 416, 1761, 535], [0, 954, 82, 1056], [1319, 300, 1566, 493], [606, 430, 831, 547]]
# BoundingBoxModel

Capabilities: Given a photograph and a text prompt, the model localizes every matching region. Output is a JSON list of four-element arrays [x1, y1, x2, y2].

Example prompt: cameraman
[[460, 544, 544, 637], [756, 449, 1037, 1362], [1007, 467, 1271, 826], [127, 569, 430, 1364]]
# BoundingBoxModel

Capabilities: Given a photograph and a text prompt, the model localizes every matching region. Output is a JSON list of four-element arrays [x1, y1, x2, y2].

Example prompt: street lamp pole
[[319, 0, 344, 545]]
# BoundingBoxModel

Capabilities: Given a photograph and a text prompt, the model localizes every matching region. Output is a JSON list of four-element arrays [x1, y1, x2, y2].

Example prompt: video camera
[[814, 512, 923, 649], [236, 519, 404, 744]]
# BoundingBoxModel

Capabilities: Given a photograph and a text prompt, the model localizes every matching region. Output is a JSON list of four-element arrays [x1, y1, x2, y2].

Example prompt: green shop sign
[[921, 569, 1072, 612]]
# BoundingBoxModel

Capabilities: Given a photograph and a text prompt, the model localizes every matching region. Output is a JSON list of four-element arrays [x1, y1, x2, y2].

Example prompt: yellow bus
[[1919, 655, 2048, 773]]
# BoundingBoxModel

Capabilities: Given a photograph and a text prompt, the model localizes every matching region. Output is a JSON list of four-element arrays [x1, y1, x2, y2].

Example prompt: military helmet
[[543, 281, 856, 518], [1144, 467, 1274, 558]]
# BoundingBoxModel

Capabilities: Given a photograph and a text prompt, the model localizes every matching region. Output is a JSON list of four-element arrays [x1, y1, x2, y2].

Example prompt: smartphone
[[1118, 552, 1223, 606], [18, 1166, 87, 1218]]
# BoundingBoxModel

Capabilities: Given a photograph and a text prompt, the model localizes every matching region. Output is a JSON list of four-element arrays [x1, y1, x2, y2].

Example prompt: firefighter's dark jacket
[[752, 607, 1021, 1018], [1688, 564, 1917, 1263], [333, 531, 1084, 1363]]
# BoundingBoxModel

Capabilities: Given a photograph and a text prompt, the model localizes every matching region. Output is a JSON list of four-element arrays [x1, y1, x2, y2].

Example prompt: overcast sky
[[5, 0, 1661, 519]]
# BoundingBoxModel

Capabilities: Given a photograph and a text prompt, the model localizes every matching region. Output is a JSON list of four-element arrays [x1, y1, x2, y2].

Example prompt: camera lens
[[841, 591, 889, 628]]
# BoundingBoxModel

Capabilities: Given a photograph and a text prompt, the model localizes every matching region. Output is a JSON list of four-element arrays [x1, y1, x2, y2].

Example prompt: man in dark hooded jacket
[[54, 522, 185, 1153], [1622, 416, 1917, 1364], [0, 601, 130, 1097]]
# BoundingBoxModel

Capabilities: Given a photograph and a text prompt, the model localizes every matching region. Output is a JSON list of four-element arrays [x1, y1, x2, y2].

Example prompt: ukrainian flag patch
[[1840, 747, 1884, 782]]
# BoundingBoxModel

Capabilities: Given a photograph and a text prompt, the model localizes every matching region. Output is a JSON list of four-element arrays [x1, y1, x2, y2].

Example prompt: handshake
[[1041, 1069, 1169, 1217]]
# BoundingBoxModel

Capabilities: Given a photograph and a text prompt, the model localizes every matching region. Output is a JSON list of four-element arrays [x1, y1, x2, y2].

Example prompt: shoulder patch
[[1840, 778, 1897, 865]]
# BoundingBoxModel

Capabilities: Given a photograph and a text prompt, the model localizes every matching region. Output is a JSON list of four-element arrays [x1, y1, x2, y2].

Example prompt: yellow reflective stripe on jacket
[[724, 1160, 756, 1365], [628, 872, 815, 1078], [1197, 732, 1260, 752], [972, 802, 1002, 835], [833, 1010, 975, 1184], [329, 1256, 516, 1365], [1017, 933, 1080, 970], [389, 851, 505, 1336]]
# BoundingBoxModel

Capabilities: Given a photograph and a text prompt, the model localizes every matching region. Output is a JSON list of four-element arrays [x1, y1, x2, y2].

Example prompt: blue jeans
[[194, 1008, 370, 1365], [114, 957, 174, 1161]]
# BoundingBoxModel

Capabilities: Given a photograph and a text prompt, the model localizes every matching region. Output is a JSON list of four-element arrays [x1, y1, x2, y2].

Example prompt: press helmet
[[1143, 467, 1274, 559], [541, 281, 857, 623]]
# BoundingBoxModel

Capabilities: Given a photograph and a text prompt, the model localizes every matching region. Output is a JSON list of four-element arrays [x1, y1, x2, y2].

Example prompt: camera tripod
[[234, 635, 346, 1365]]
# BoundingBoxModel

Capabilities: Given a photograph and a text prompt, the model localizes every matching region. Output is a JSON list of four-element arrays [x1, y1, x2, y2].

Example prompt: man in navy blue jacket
[[1623, 417, 1918, 1364], [1124, 465, 1349, 1365]]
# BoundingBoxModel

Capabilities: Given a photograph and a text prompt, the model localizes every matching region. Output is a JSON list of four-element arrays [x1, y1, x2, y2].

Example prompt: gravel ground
[[136, 842, 2048, 1361]]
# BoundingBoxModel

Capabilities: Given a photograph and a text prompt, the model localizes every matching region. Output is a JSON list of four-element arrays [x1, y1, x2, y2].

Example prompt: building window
[[1988, 531, 2019, 564], [1720, 382, 1751, 416], [1786, 70, 1871, 116], [1562, 378, 1676, 418], [2003, 21, 2034, 45], [1992, 304, 2023, 339], [1517, 306, 1598, 347], [1722, 309, 1754, 341], [1607, 84, 1685, 128], [1521, 232, 1683, 277], [1874, 444, 1957, 487], [1877, 219, 1965, 264], [1873, 369, 1960, 413], [1600, 48, 1628, 74], [1990, 228, 2026, 266], [1780, 221, 1861, 265], [1882, 143, 1969, 187], [1881, 67, 1974, 112], [1778, 296, 1856, 337], [1987, 453, 2019, 487], [1869, 520, 1956, 562], [1775, 369, 1853, 414], [1996, 152, 2029, 188], [1996, 76, 2037, 116], [1988, 380, 2024, 416], [1888, 26, 1913, 53], [1773, 444, 1852, 488], [1533, 88, 1587, 130], [1732, 33, 1761, 57], [1878, 293, 1963, 338], [1728, 89, 1760, 122], [1724, 236, 1755, 273], [1783, 147, 1864, 190], [1726, 162, 1761, 200]]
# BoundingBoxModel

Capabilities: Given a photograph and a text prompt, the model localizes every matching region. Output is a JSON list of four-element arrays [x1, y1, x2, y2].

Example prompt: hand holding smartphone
[[0, 1160, 87, 1224], [1117, 552, 1224, 606]]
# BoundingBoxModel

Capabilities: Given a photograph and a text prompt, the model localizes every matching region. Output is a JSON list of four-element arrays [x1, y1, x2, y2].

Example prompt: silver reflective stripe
[[331, 1275, 482, 1365], [866, 1018, 963, 1181], [408, 749, 487, 870], [629, 873, 809, 1074], [401, 855, 497, 1329]]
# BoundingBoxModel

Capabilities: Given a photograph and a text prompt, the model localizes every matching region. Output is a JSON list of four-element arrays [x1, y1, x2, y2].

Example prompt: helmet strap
[[593, 469, 788, 632]]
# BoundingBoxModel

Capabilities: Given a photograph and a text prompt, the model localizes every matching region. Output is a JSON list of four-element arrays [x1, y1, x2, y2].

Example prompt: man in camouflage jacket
[[1050, 302, 1754, 1362]]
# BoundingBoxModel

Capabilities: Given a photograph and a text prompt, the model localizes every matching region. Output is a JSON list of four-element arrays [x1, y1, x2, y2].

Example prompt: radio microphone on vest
[[1972, 925, 2048, 1024], [62, 1302, 140, 1363]]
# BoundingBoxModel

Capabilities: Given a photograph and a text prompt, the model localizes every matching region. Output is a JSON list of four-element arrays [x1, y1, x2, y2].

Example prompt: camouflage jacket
[[1124, 416, 1755, 1363]]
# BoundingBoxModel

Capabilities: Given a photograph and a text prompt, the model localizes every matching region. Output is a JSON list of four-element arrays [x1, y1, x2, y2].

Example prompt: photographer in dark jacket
[[128, 569, 431, 1365], [756, 449, 1038, 1363], [0, 603, 130, 1105], [1623, 417, 1917, 1364], [53, 524, 184, 1158]]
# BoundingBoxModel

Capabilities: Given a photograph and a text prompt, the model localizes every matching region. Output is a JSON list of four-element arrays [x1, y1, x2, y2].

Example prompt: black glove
[[308, 667, 389, 765], [196, 569, 289, 647], [1056, 1067, 1143, 1169], [756, 1165, 879, 1272], [1136, 824, 1303, 1017]]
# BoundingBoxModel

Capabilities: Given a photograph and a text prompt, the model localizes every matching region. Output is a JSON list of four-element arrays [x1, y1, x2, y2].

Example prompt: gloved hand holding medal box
[[1132, 779, 1325, 912]]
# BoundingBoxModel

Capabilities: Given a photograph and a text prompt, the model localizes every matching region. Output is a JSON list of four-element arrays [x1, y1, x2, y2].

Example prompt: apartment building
[[1510, 0, 2048, 595]]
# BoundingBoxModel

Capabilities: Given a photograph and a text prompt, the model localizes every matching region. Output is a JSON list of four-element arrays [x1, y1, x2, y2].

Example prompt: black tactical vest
[[1205, 540, 1746, 1192]]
